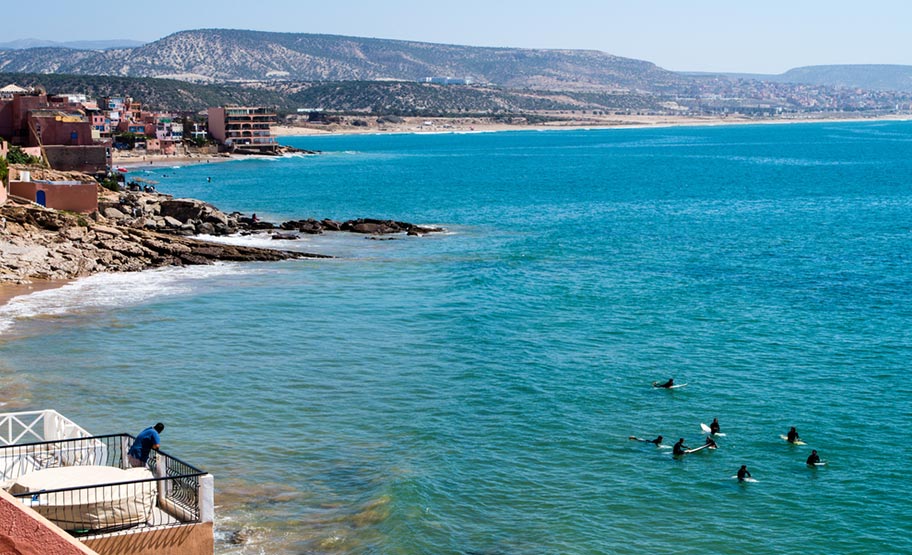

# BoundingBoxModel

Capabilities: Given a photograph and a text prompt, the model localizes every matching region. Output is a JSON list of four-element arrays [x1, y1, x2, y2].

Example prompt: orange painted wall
[[10, 180, 98, 213], [0, 489, 98, 555]]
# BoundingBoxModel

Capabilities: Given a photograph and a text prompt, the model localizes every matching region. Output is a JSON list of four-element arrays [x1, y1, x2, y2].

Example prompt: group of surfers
[[636, 379, 824, 480]]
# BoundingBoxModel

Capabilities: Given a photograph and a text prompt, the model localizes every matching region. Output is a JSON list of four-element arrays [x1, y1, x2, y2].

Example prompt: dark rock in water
[[321, 218, 342, 231], [225, 528, 251, 545], [271, 233, 299, 240], [298, 220, 324, 234]]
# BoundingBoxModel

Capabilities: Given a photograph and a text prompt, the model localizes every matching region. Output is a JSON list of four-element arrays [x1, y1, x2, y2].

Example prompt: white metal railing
[[0, 410, 92, 446]]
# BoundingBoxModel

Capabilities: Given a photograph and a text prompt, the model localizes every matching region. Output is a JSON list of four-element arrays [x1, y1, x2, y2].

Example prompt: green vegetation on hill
[[0, 73, 668, 116], [1, 73, 289, 113]]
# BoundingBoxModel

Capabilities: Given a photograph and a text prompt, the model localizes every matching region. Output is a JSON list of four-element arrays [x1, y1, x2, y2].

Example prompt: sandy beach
[[105, 113, 912, 170], [272, 112, 912, 138]]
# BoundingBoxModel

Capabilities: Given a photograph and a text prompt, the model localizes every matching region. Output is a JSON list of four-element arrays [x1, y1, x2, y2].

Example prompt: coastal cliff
[[0, 186, 444, 285], [0, 198, 323, 285]]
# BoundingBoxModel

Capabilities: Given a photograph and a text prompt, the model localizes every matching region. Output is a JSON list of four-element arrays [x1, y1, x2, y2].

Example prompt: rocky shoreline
[[0, 188, 444, 285], [98, 190, 443, 238]]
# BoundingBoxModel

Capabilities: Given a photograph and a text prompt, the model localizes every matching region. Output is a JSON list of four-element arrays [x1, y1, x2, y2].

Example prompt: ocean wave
[[0, 264, 253, 335]]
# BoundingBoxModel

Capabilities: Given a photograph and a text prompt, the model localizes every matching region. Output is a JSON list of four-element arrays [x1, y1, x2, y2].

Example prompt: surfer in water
[[673, 438, 689, 456], [654, 378, 674, 388], [786, 426, 801, 444], [704, 436, 718, 449], [806, 450, 821, 466], [710, 418, 720, 434], [630, 435, 664, 445], [737, 465, 752, 482]]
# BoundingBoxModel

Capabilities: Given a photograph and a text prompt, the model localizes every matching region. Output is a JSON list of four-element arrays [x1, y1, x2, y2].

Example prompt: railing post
[[42, 410, 57, 441], [199, 473, 214, 523], [120, 436, 132, 469]]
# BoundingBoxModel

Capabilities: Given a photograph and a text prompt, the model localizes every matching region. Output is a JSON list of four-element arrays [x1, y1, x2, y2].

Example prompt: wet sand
[[0, 280, 69, 309]]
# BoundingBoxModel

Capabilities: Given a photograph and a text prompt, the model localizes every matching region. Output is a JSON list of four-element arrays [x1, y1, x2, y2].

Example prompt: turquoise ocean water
[[2, 122, 911, 554]]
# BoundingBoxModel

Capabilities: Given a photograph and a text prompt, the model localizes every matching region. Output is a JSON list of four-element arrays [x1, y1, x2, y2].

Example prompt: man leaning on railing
[[127, 422, 165, 467]]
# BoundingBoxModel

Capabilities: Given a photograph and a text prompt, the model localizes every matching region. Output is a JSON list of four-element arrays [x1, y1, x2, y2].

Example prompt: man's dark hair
[[154, 423, 165, 433]]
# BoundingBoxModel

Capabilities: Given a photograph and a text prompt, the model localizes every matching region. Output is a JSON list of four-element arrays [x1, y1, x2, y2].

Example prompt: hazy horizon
[[10, 1, 912, 74]]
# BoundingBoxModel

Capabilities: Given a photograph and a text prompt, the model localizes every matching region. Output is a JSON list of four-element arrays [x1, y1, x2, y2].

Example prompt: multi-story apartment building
[[207, 106, 277, 153]]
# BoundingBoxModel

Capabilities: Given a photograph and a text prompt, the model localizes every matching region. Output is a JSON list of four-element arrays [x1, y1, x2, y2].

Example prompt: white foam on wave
[[195, 233, 314, 250], [0, 264, 253, 335]]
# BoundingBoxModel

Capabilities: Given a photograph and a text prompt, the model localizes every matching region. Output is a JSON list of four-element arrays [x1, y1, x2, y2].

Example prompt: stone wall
[[44, 145, 110, 173]]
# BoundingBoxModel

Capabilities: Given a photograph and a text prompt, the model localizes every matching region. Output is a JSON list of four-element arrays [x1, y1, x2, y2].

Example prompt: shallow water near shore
[[2, 122, 912, 554]]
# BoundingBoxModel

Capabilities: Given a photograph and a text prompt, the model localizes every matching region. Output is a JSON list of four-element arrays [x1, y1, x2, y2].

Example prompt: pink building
[[10, 179, 98, 213]]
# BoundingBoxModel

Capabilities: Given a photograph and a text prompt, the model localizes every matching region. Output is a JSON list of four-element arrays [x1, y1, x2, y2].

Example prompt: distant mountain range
[[0, 29, 686, 92], [1, 29, 911, 118], [1, 30, 910, 94], [0, 38, 145, 50]]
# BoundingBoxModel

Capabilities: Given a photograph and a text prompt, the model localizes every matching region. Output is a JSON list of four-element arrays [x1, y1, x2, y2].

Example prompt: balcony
[[0, 410, 213, 555]]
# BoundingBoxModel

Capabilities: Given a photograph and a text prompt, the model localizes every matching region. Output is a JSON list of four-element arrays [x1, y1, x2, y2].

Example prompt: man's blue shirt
[[128, 427, 161, 463]]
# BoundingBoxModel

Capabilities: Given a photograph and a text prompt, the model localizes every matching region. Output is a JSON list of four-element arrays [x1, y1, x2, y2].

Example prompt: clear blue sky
[[8, 0, 912, 74]]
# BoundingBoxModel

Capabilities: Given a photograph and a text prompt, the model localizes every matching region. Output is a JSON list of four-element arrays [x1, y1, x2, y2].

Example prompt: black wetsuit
[[649, 437, 663, 445], [787, 430, 800, 443], [673, 440, 688, 455], [710, 421, 720, 434], [737, 467, 751, 481], [656, 379, 674, 388], [806, 453, 820, 465]]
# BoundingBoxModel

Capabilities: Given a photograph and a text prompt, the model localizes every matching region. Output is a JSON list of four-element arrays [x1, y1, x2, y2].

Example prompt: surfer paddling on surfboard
[[629, 435, 663, 446], [653, 378, 675, 388]]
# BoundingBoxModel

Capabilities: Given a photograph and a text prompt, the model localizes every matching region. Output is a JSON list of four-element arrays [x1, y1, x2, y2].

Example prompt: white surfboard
[[653, 382, 688, 389], [701, 423, 726, 436], [732, 475, 758, 483], [684, 443, 713, 454], [779, 435, 806, 445]]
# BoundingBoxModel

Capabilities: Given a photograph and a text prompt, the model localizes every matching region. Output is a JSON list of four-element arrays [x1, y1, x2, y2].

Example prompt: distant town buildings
[[421, 76, 474, 85]]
